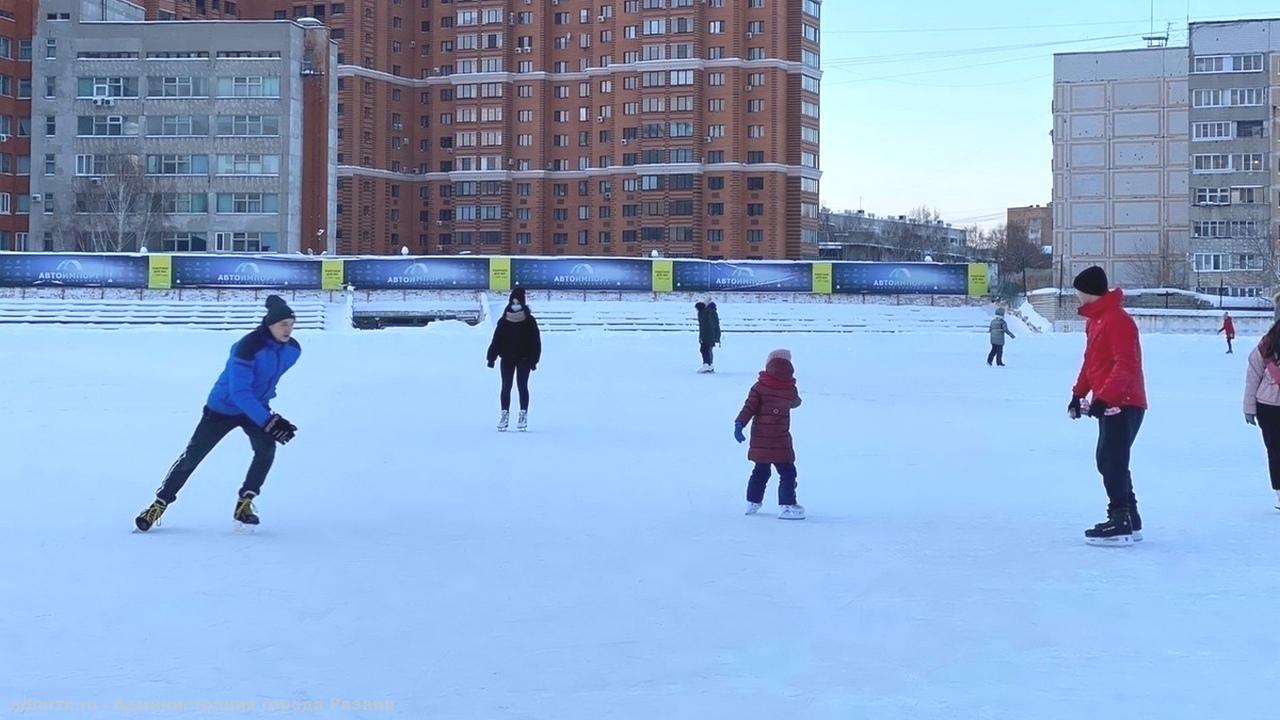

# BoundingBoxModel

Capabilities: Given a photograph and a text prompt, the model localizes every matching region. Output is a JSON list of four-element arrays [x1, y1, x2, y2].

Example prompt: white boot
[[778, 504, 806, 520], [517, 410, 528, 432], [497, 410, 509, 432], [1274, 489, 1280, 510], [745, 502, 762, 515], [697, 364, 713, 374]]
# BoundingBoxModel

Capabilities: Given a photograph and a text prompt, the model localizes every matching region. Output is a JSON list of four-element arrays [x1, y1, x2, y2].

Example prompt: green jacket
[[697, 303, 721, 345]]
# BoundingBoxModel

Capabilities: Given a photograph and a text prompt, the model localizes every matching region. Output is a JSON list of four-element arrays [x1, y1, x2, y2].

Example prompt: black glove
[[1067, 396, 1082, 419], [530, 363, 537, 372], [1086, 399, 1108, 419], [487, 359, 495, 368], [264, 413, 297, 445]]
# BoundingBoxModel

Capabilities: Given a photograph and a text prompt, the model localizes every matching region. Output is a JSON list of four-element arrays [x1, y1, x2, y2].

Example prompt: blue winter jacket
[[206, 326, 302, 427]]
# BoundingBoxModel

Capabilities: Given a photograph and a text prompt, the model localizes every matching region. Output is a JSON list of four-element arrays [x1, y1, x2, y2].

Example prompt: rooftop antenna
[[1144, 0, 1170, 46]]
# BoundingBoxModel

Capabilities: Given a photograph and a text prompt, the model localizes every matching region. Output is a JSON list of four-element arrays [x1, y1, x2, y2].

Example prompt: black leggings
[[500, 358, 532, 412], [1256, 403, 1280, 490]]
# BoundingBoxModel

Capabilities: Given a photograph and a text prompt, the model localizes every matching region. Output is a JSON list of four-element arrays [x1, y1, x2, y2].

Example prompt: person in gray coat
[[987, 307, 1015, 366]]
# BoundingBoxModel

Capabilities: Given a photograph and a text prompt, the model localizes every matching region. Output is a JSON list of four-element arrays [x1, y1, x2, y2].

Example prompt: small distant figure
[[987, 307, 1016, 367], [735, 349, 805, 520], [487, 288, 542, 432], [1219, 312, 1236, 354], [695, 300, 721, 374]]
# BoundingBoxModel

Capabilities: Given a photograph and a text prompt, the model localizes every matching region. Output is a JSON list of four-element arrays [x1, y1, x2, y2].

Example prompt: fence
[[0, 253, 996, 297]]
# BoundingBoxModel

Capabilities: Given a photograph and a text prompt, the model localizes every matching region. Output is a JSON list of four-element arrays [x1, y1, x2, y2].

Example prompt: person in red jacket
[[735, 349, 804, 520], [1219, 311, 1235, 354], [1067, 266, 1148, 546]]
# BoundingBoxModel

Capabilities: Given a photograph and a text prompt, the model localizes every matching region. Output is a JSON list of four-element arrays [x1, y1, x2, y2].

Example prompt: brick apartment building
[[238, 0, 824, 259], [0, 0, 34, 251]]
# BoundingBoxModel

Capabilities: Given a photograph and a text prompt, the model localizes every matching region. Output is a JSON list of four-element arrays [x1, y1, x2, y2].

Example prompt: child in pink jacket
[[1242, 301, 1280, 510]]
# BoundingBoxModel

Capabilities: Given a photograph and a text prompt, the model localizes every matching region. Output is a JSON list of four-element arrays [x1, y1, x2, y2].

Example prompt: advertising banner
[[673, 261, 814, 293], [0, 253, 149, 288], [148, 255, 172, 290], [321, 259, 345, 291], [171, 255, 322, 289], [831, 262, 969, 295], [812, 262, 833, 295], [343, 257, 489, 290], [967, 263, 991, 297], [489, 257, 511, 292], [651, 259, 674, 293], [510, 258, 653, 291]]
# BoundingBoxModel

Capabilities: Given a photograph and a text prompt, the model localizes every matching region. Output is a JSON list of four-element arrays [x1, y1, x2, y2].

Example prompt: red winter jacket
[[736, 357, 802, 464], [1221, 316, 1236, 340], [1072, 289, 1147, 409]]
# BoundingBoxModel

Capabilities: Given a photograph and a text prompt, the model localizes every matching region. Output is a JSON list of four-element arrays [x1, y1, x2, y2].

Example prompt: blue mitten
[[733, 422, 746, 444]]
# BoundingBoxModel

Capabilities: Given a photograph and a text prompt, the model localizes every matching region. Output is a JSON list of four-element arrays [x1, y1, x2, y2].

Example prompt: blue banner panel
[[344, 257, 491, 290], [171, 255, 322, 288], [832, 262, 970, 295], [510, 258, 653, 291], [673, 261, 814, 292], [0, 253, 149, 288]]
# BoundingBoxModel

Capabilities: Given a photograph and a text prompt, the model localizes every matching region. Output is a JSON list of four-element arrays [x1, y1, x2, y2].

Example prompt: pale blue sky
[[819, 0, 1280, 227]]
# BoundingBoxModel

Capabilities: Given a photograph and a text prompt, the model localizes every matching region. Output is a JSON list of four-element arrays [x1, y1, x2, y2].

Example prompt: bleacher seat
[[0, 299, 326, 329]]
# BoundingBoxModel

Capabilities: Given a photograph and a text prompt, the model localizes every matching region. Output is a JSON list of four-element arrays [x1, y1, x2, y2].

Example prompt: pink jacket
[[1243, 346, 1280, 414]]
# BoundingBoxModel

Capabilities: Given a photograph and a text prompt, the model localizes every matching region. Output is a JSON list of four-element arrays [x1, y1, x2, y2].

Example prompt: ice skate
[[1274, 489, 1280, 511], [234, 492, 260, 529], [497, 410, 510, 432], [778, 504, 806, 520], [134, 499, 167, 532], [517, 410, 528, 432], [1130, 508, 1143, 542], [745, 502, 762, 515], [1084, 511, 1133, 546], [697, 364, 714, 374]]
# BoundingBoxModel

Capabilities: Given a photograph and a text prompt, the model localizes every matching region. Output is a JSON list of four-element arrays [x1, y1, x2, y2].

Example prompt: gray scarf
[[505, 308, 527, 323]]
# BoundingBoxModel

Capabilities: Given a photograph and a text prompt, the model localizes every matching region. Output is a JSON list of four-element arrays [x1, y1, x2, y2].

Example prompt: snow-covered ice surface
[[3, 304, 1279, 719]]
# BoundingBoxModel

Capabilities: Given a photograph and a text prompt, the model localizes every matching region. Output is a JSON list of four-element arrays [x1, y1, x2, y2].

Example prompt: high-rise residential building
[[1186, 20, 1276, 299], [230, 0, 823, 259], [0, 0, 35, 251], [1007, 203, 1053, 256], [28, 0, 337, 254], [1052, 47, 1190, 290]]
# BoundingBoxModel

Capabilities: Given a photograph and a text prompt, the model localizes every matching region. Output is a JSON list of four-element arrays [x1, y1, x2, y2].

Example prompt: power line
[[823, 18, 1158, 34], [822, 32, 1174, 68]]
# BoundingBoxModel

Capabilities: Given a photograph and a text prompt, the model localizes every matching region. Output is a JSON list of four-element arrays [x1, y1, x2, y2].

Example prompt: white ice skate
[[745, 502, 762, 515], [778, 504, 806, 520], [497, 410, 510, 432], [517, 410, 528, 432], [1275, 489, 1280, 511], [697, 364, 714, 374]]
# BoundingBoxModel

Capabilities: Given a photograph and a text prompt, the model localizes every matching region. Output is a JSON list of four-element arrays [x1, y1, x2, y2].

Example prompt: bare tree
[[69, 156, 167, 252]]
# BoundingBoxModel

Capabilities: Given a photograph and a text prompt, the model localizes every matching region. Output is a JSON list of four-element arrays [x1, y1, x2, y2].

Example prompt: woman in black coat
[[487, 288, 542, 431]]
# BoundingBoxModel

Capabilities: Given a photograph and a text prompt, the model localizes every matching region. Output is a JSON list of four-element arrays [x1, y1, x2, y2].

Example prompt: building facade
[[818, 209, 977, 262], [231, 0, 823, 259], [1052, 47, 1190, 290], [1006, 203, 1052, 251], [1186, 20, 1278, 299], [28, 0, 337, 254], [0, 0, 34, 251]]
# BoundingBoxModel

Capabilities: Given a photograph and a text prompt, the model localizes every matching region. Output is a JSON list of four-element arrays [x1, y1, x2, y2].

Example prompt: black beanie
[[262, 294, 295, 326], [509, 287, 526, 306], [1072, 266, 1109, 296]]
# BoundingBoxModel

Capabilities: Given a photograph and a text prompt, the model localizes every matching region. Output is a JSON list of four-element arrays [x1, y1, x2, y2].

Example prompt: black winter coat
[[487, 313, 542, 366]]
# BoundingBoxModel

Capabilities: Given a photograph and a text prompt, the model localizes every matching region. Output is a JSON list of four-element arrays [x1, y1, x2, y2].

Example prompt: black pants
[[987, 343, 1004, 366], [156, 407, 276, 504], [500, 358, 532, 412], [700, 342, 714, 366], [1096, 408, 1144, 515], [1255, 403, 1280, 490], [747, 462, 798, 506], [1227, 337, 1234, 353]]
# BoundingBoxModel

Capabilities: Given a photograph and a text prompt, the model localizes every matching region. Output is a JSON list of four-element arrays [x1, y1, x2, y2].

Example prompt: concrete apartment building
[[228, 0, 823, 259], [27, 0, 337, 254], [1186, 20, 1278, 299], [1051, 47, 1190, 291], [0, 0, 35, 251], [1007, 203, 1052, 251], [818, 209, 977, 262]]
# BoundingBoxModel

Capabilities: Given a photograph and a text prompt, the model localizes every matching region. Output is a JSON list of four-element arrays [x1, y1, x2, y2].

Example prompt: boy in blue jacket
[[135, 296, 301, 531]]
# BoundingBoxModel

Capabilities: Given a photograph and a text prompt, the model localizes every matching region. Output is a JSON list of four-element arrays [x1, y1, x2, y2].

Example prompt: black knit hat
[[262, 294, 295, 326], [509, 287, 526, 306], [1072, 266, 1109, 297]]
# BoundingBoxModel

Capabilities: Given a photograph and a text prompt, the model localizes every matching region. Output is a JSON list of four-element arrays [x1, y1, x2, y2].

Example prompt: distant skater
[[735, 349, 805, 520], [696, 301, 721, 373], [1219, 312, 1236, 354], [987, 307, 1016, 366], [487, 288, 541, 432]]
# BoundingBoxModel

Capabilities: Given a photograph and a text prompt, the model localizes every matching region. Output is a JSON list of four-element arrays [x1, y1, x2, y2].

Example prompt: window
[[1193, 221, 1230, 239], [747, 177, 765, 191], [216, 76, 281, 97], [802, 101, 820, 119], [146, 154, 209, 175], [748, 125, 765, 138], [216, 154, 280, 175], [77, 115, 130, 136], [708, 20, 725, 33], [44, 116, 55, 137], [707, 202, 725, 216], [216, 193, 279, 214], [747, 204, 765, 217], [802, 126, 820, 144], [1230, 88, 1266, 106], [151, 193, 209, 214], [804, 0, 820, 16], [749, 151, 767, 164], [1193, 54, 1263, 73], [215, 115, 280, 136], [1233, 187, 1264, 205], [44, 154, 55, 175], [150, 76, 207, 97], [46, 38, 56, 59], [1195, 187, 1229, 205], [219, 232, 278, 253], [708, 72, 725, 87], [1234, 154, 1265, 172], [1194, 253, 1225, 271], [19, 40, 31, 60], [147, 115, 208, 136], [1192, 154, 1230, 173]]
